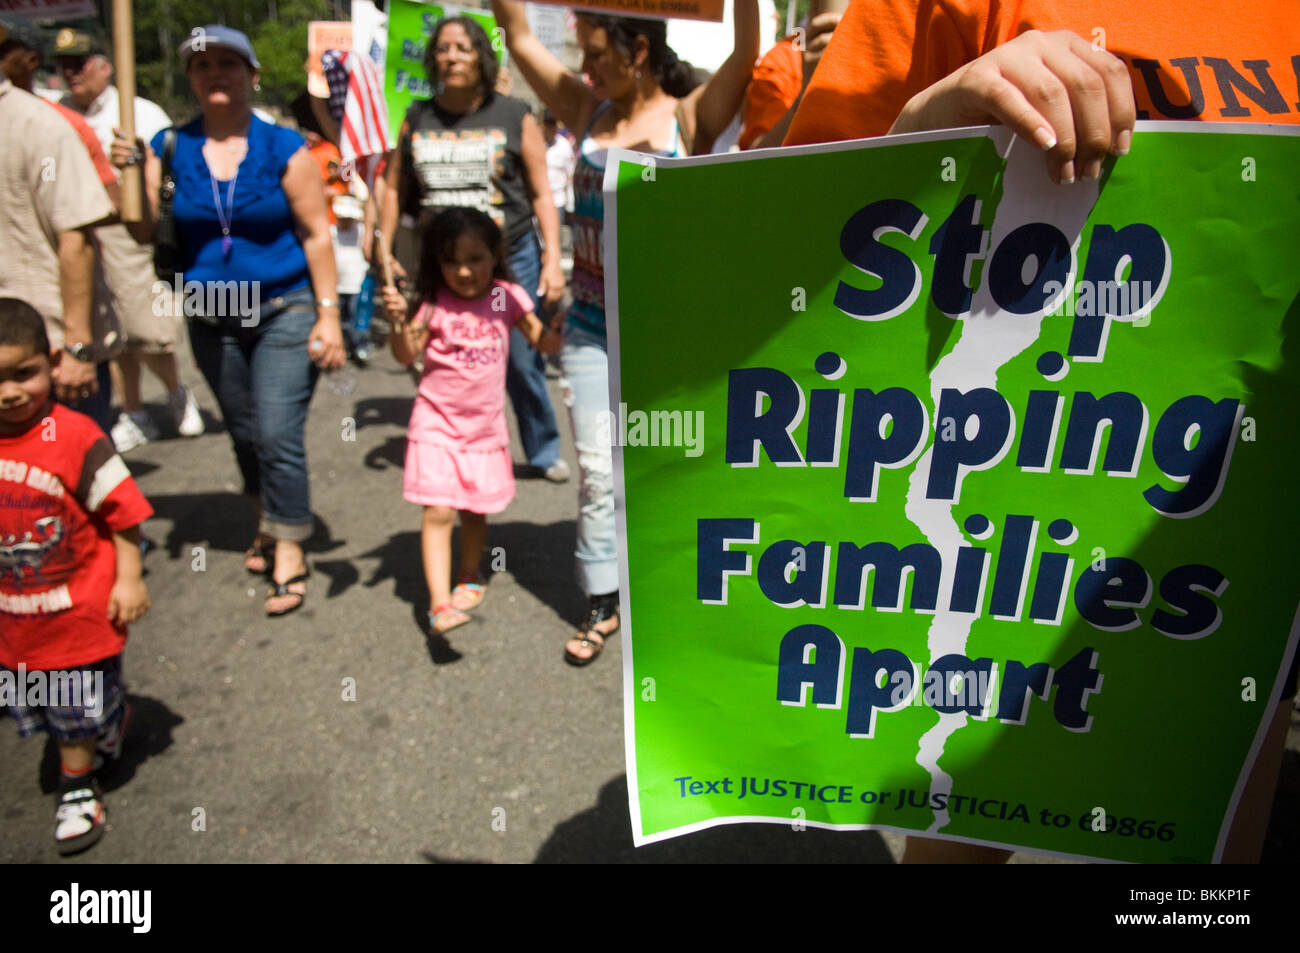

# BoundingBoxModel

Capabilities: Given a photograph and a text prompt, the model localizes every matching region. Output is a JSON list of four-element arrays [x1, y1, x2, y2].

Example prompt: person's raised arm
[[681, 0, 760, 154], [519, 111, 564, 309], [491, 0, 599, 135], [283, 147, 346, 370], [888, 29, 1134, 185]]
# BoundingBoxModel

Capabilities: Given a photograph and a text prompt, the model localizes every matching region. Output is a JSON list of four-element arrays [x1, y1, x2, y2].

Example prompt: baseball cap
[[52, 28, 105, 58], [178, 24, 260, 70], [0, 17, 42, 52]]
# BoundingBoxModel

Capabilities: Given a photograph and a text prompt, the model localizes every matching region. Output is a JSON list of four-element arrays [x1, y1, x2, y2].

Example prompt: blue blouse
[[151, 116, 310, 305]]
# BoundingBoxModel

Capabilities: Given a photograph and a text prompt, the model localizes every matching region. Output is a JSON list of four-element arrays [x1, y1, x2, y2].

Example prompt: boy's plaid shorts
[[1, 655, 126, 742]]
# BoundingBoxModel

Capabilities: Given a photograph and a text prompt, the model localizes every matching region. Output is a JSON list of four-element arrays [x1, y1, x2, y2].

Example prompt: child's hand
[[107, 577, 150, 626], [381, 285, 408, 324], [537, 325, 562, 355]]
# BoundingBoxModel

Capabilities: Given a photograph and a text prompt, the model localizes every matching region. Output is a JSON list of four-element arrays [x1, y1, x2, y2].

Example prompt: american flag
[[321, 48, 392, 189]]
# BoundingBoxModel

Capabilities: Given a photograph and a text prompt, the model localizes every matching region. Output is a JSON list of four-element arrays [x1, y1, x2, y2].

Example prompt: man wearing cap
[[0, 25, 116, 417], [0, 19, 120, 210], [55, 27, 205, 453]]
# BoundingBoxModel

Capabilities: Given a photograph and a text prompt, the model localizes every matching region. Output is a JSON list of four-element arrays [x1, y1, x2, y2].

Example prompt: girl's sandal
[[429, 604, 471, 635], [450, 577, 486, 611]]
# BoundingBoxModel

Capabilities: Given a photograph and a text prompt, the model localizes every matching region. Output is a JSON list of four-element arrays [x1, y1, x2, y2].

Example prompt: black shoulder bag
[[153, 129, 180, 282]]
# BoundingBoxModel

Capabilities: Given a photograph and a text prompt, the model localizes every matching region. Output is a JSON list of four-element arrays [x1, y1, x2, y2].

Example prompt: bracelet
[[316, 298, 338, 309]]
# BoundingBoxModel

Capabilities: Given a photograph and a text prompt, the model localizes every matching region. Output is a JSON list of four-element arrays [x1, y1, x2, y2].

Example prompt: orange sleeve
[[739, 38, 804, 150], [785, 0, 996, 145]]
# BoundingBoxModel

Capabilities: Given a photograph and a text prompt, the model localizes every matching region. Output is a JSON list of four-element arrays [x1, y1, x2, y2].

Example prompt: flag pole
[[113, 0, 142, 221], [373, 226, 395, 288]]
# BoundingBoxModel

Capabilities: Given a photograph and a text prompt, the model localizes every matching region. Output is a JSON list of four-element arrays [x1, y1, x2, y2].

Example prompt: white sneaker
[[543, 459, 571, 483], [111, 412, 152, 454], [169, 386, 204, 437], [54, 784, 106, 855]]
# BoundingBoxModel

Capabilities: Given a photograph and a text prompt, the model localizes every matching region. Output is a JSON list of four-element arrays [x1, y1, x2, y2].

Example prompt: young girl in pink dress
[[384, 208, 560, 635]]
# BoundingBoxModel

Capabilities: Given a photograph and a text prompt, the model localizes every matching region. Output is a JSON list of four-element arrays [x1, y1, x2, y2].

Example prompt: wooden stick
[[373, 225, 395, 288], [113, 0, 142, 221]]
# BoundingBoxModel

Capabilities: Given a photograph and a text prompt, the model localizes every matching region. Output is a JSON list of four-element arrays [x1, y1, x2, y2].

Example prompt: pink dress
[[403, 279, 534, 513]]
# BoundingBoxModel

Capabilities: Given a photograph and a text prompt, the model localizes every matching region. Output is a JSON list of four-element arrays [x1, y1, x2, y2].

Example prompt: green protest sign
[[607, 124, 1300, 862], [382, 0, 500, 142]]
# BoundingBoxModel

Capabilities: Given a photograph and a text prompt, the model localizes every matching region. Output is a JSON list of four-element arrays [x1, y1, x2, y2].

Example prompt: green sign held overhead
[[606, 124, 1300, 863], [383, 0, 500, 142]]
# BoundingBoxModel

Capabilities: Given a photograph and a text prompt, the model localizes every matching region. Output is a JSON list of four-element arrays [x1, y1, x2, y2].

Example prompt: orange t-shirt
[[740, 37, 803, 150], [786, 0, 1300, 145], [50, 100, 117, 187], [310, 140, 346, 225]]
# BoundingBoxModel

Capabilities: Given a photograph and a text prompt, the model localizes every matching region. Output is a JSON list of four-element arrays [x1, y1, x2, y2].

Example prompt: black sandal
[[266, 570, 309, 617], [244, 539, 275, 576], [565, 593, 619, 667]]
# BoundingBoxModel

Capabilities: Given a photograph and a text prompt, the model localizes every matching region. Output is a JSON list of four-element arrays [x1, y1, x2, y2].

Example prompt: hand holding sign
[[889, 30, 1136, 185]]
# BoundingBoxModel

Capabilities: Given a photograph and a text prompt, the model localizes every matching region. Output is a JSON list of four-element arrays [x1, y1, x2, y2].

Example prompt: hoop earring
[[253, 81, 262, 92]]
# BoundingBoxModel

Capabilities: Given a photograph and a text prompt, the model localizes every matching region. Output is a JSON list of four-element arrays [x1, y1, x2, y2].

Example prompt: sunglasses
[[57, 54, 99, 72]]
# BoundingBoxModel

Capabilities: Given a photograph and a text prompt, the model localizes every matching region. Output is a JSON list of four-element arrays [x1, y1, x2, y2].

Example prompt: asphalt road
[[2, 340, 1296, 864]]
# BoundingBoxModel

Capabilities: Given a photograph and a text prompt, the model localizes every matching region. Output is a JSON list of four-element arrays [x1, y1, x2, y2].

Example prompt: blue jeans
[[188, 288, 320, 542], [66, 360, 113, 434], [560, 324, 618, 596], [339, 292, 360, 352], [505, 230, 562, 469]]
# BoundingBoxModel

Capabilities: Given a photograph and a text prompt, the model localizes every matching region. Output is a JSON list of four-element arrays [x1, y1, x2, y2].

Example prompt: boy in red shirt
[[0, 297, 152, 854]]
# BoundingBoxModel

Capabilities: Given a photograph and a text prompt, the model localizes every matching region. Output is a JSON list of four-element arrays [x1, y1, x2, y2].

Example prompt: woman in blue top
[[112, 25, 344, 617], [491, 0, 758, 665]]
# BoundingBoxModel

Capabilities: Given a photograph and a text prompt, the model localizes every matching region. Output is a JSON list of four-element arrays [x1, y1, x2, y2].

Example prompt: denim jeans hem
[[260, 515, 314, 543], [575, 559, 620, 599]]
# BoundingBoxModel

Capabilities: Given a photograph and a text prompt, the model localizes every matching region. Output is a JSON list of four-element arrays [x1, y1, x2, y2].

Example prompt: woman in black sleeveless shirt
[[380, 15, 567, 483]]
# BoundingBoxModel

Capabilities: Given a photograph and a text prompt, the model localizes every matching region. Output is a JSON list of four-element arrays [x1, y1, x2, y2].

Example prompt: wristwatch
[[63, 342, 93, 362]]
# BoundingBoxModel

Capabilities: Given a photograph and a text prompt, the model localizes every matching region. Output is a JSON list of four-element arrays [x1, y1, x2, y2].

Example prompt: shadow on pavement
[[363, 435, 406, 471], [488, 518, 582, 626], [146, 494, 348, 565], [421, 775, 895, 863], [38, 693, 183, 795], [351, 395, 415, 433], [354, 528, 463, 665]]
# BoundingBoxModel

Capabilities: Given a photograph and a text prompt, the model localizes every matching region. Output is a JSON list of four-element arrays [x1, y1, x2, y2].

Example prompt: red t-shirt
[[0, 404, 153, 670], [786, 0, 1300, 145]]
